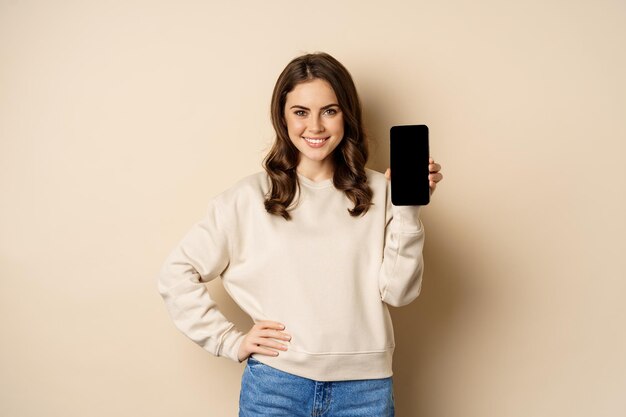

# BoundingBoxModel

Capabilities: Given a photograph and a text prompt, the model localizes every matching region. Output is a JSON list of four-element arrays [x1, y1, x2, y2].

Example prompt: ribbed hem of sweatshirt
[[218, 326, 246, 363], [246, 348, 395, 382]]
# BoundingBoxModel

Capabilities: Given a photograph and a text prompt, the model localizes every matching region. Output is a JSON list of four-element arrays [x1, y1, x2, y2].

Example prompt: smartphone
[[390, 124, 430, 206]]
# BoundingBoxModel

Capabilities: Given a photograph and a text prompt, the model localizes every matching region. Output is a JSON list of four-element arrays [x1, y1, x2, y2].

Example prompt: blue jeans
[[239, 356, 395, 416]]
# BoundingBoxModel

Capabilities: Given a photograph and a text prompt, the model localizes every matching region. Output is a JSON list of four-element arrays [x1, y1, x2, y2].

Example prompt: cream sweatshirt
[[157, 167, 425, 381]]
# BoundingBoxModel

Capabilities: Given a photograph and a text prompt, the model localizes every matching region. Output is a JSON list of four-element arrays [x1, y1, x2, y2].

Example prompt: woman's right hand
[[237, 320, 292, 362]]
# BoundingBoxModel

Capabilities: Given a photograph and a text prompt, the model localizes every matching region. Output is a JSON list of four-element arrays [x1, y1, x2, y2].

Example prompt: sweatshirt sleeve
[[157, 197, 246, 363], [378, 183, 426, 307]]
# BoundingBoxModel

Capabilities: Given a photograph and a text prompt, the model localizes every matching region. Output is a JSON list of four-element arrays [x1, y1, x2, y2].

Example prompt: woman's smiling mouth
[[302, 136, 329, 147]]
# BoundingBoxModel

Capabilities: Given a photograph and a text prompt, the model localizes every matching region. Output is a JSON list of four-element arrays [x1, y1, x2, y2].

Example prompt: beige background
[[1, 0, 625, 416]]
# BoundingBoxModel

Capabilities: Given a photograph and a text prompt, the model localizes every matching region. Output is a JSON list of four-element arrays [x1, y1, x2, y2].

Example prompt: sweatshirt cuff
[[219, 327, 246, 363], [391, 204, 423, 233]]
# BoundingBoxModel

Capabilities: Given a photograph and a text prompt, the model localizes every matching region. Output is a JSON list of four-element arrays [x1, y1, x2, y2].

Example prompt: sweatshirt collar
[[296, 172, 334, 189]]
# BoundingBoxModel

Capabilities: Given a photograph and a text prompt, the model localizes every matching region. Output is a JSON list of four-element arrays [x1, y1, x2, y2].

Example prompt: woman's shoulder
[[364, 167, 388, 189], [233, 170, 270, 192], [212, 170, 269, 205], [364, 167, 384, 180]]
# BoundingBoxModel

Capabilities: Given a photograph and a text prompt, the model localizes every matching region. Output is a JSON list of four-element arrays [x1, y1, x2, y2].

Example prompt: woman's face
[[283, 78, 344, 171]]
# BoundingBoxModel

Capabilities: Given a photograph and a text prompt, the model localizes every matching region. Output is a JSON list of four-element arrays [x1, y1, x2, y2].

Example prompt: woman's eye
[[294, 108, 337, 117]]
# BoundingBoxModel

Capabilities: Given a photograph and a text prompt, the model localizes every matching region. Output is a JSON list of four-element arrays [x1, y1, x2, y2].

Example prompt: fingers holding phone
[[427, 157, 443, 195]]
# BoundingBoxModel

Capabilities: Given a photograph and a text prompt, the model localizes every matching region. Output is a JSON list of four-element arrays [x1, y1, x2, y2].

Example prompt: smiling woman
[[263, 51, 379, 220], [156, 51, 443, 417]]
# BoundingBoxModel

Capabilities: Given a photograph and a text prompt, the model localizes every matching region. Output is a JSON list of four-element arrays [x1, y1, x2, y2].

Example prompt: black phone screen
[[390, 124, 430, 206]]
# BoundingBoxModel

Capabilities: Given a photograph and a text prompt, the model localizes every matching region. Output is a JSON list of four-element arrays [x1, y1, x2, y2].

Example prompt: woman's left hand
[[384, 157, 444, 197], [427, 157, 443, 196]]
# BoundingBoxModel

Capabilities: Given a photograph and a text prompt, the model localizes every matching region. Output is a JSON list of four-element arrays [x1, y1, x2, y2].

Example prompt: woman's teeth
[[303, 137, 328, 144]]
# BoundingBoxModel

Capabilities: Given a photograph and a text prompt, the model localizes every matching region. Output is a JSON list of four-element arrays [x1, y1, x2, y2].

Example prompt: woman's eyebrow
[[289, 104, 339, 111]]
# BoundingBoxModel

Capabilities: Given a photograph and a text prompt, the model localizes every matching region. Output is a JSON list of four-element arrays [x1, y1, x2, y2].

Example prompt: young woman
[[157, 51, 443, 416]]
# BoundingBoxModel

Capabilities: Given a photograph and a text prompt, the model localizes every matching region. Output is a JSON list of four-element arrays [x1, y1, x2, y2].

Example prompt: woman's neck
[[296, 163, 334, 183]]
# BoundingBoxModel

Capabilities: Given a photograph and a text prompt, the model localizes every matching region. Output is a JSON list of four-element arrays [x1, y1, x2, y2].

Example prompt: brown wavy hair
[[262, 52, 373, 220]]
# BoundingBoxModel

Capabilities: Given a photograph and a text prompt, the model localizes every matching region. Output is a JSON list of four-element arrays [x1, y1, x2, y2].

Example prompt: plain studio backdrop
[[1, 1, 624, 416]]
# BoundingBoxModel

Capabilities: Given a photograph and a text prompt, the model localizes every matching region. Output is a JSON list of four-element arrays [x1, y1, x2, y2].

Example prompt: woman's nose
[[308, 116, 324, 133]]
